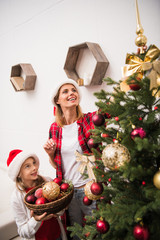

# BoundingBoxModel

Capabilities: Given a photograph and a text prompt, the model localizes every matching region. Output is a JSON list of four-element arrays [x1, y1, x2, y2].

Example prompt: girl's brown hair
[[16, 175, 44, 192]]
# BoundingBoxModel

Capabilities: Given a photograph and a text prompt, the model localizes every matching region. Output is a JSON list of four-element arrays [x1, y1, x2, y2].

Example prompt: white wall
[[0, 0, 160, 177]]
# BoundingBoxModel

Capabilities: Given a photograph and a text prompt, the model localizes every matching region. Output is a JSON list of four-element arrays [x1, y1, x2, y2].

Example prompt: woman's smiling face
[[56, 84, 80, 108]]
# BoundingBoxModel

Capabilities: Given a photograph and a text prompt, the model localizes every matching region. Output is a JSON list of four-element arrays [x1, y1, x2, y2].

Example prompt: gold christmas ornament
[[135, 0, 147, 51], [42, 181, 60, 201], [132, 124, 136, 129], [157, 76, 160, 86], [120, 0, 160, 98], [84, 181, 101, 200], [102, 143, 130, 170], [153, 171, 160, 190]]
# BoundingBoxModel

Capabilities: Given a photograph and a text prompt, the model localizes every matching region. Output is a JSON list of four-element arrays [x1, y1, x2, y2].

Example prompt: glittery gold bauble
[[135, 34, 147, 47], [84, 181, 101, 200], [102, 143, 130, 170], [153, 171, 160, 189], [157, 77, 160, 86], [42, 181, 60, 201]]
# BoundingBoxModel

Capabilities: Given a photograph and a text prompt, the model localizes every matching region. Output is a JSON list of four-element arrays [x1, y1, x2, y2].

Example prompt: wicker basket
[[24, 183, 74, 215]]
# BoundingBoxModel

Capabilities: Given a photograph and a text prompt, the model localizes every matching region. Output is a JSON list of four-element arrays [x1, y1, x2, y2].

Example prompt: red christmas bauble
[[131, 127, 146, 140], [53, 177, 62, 185], [84, 232, 90, 237], [92, 114, 105, 126], [35, 197, 48, 205], [26, 194, 37, 204], [101, 133, 110, 138], [87, 138, 98, 149], [99, 196, 105, 201], [35, 188, 43, 198], [105, 112, 111, 119], [96, 219, 110, 234], [60, 183, 69, 192], [114, 117, 119, 121], [129, 83, 141, 91], [83, 196, 92, 205], [91, 182, 104, 195], [133, 224, 149, 240]]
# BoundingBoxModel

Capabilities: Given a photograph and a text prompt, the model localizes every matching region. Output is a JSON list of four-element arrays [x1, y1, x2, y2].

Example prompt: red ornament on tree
[[87, 138, 98, 149], [129, 83, 141, 91], [129, 73, 142, 91], [92, 113, 105, 126], [83, 196, 92, 206], [142, 181, 146, 186], [101, 133, 110, 138], [105, 112, 111, 119], [84, 232, 90, 237], [100, 196, 105, 201], [91, 182, 104, 195], [114, 116, 119, 121], [96, 219, 110, 234], [131, 127, 146, 139], [133, 224, 149, 240]]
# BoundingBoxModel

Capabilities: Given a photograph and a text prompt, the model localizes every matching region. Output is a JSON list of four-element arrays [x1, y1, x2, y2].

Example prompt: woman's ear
[[56, 99, 60, 105]]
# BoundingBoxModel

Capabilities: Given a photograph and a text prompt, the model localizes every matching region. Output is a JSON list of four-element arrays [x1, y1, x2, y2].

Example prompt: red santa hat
[[7, 149, 39, 182]]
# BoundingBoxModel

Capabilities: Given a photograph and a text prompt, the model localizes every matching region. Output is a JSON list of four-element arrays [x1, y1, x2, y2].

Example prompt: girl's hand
[[31, 210, 57, 221]]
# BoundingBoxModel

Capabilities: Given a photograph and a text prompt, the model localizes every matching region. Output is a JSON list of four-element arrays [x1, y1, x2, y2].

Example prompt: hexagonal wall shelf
[[10, 63, 37, 91], [64, 42, 109, 86]]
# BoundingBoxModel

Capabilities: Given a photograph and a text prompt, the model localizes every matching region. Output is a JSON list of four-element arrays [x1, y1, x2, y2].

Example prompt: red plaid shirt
[[49, 112, 96, 180]]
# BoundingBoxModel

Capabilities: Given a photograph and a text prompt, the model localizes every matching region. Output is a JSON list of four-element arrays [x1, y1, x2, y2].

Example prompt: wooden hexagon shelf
[[10, 63, 37, 91], [64, 42, 109, 86]]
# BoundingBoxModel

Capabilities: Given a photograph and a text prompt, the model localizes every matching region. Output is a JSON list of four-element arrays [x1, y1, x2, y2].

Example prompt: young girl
[[7, 149, 67, 240]]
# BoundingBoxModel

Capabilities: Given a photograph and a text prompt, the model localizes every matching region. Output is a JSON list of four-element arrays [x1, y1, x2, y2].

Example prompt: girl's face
[[19, 157, 39, 187], [56, 84, 79, 109]]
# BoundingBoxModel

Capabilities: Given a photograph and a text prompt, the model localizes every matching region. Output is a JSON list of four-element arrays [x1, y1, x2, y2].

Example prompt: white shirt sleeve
[[11, 188, 41, 239]]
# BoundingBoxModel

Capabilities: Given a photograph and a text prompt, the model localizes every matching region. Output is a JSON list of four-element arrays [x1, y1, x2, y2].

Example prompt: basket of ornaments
[[24, 178, 74, 215]]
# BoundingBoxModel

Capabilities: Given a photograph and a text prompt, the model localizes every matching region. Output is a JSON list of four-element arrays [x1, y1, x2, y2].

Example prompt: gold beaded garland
[[102, 143, 130, 170]]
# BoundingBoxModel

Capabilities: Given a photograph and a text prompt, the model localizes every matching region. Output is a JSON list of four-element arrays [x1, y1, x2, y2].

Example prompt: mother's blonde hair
[[55, 104, 83, 127]]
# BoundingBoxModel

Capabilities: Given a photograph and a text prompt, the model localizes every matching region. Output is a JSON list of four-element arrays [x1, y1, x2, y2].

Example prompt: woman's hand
[[31, 210, 57, 221], [43, 139, 57, 169], [44, 138, 56, 156]]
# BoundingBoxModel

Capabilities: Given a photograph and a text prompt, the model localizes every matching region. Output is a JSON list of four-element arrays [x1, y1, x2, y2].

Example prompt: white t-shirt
[[61, 122, 89, 188]]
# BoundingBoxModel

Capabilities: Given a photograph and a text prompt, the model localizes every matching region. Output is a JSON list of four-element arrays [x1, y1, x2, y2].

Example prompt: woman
[[44, 79, 96, 240]]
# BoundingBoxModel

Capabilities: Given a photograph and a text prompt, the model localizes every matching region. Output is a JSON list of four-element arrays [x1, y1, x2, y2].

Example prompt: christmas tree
[[69, 1, 160, 240]]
